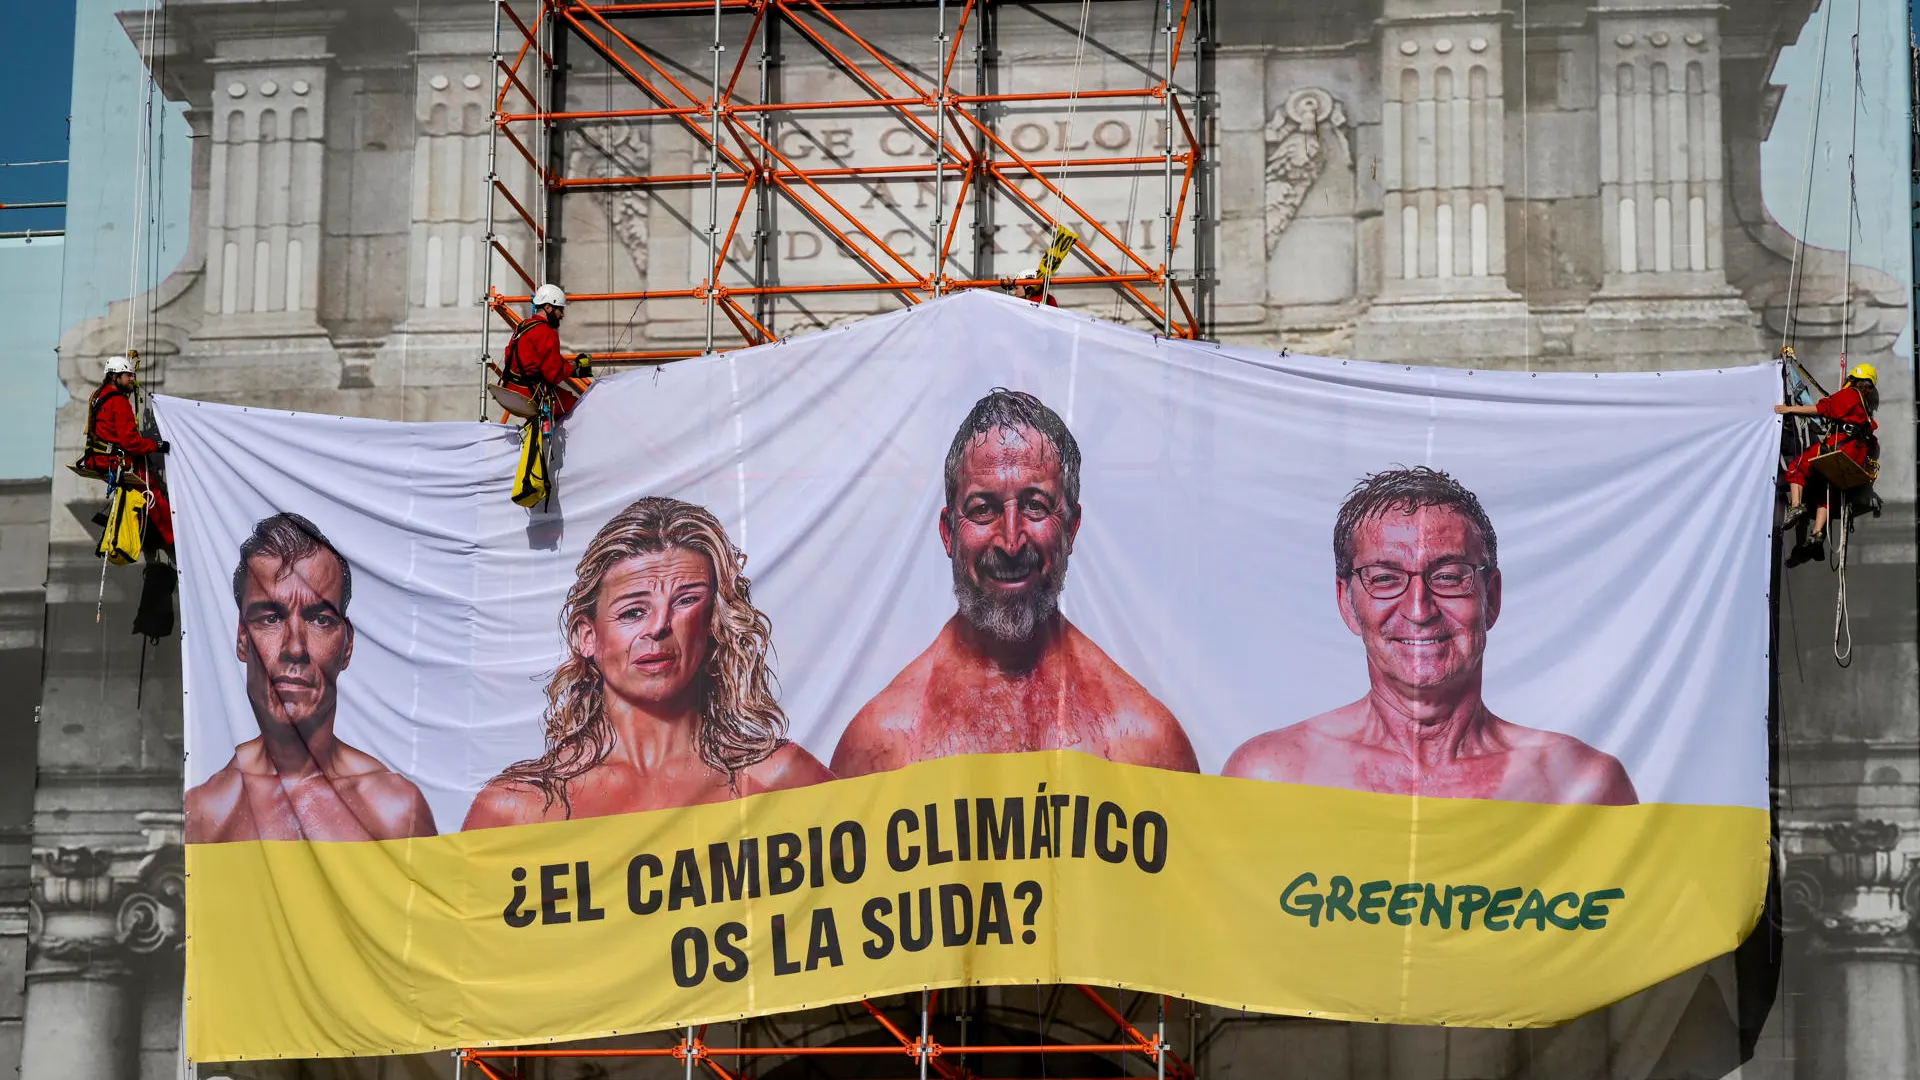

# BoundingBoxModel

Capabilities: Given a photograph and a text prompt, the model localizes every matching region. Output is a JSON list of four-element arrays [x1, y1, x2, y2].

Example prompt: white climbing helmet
[[104, 354, 137, 376], [531, 283, 568, 309]]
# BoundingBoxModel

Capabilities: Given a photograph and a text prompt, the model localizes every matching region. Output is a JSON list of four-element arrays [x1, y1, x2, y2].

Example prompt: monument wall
[[15, 1, 1916, 1077]]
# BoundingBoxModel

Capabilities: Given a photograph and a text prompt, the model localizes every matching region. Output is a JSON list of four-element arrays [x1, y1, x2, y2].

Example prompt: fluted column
[[1377, 9, 1514, 300], [193, 9, 341, 347], [204, 60, 328, 325], [1356, 0, 1529, 363], [19, 841, 184, 1080], [1782, 820, 1920, 1080], [1593, 4, 1733, 297]]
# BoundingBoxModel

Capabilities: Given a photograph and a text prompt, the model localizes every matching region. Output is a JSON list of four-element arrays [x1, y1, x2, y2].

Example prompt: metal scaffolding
[[478, 0, 1212, 410], [457, 986, 1194, 1080]]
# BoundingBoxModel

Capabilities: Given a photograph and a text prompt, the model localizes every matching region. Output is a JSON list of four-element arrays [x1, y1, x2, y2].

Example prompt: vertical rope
[[1158, 0, 1174, 334], [1784, 0, 1839, 352], [1520, 0, 1530, 372], [703, 0, 724, 353], [122, 0, 161, 356], [1839, 0, 1864, 379], [931, 0, 949, 296]]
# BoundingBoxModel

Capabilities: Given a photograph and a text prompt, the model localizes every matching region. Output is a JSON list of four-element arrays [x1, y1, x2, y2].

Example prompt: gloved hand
[[572, 354, 594, 378], [155, 440, 170, 455]]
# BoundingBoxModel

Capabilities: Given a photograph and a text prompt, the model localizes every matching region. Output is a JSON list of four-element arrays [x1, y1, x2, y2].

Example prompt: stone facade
[[17, 0, 1918, 1077], [0, 479, 50, 1078]]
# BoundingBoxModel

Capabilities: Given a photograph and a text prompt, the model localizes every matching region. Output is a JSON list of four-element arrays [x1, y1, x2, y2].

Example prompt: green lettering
[[1420, 883, 1453, 929], [1387, 883, 1419, 926], [1325, 876, 1357, 922], [1356, 880, 1391, 924], [1514, 889, 1550, 930], [1484, 887, 1523, 931], [1545, 892, 1581, 930], [1579, 888, 1624, 930], [1453, 885, 1491, 929], [1279, 873, 1324, 927]]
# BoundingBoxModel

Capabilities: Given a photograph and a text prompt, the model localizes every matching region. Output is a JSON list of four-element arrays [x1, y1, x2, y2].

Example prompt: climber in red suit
[[1776, 362, 1878, 564], [81, 353, 173, 550], [498, 283, 592, 418]]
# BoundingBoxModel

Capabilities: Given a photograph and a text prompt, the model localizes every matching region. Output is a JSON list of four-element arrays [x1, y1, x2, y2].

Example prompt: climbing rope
[[1781, 0, 1838, 352], [1108, 3, 1167, 322], [1830, 0, 1864, 666]]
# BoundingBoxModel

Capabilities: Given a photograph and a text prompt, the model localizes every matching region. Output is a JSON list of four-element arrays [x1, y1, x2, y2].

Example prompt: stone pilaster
[[1781, 820, 1920, 1080], [402, 5, 499, 330], [127, 4, 353, 409], [1377, 13, 1509, 294], [19, 821, 184, 1080], [1579, 0, 1760, 366], [200, 17, 336, 336], [1355, 0, 1529, 362]]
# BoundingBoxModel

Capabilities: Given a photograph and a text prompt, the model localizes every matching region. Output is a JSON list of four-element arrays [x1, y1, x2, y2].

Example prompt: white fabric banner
[[161, 291, 1776, 834]]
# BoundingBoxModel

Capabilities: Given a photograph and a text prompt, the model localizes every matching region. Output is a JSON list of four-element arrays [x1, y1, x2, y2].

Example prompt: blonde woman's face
[[575, 547, 715, 713]]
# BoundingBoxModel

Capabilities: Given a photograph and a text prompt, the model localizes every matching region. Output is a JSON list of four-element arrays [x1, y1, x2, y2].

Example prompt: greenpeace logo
[[1279, 873, 1624, 931]]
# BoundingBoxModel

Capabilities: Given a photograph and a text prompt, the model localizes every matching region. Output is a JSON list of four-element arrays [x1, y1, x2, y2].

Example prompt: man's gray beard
[[952, 558, 1067, 644]]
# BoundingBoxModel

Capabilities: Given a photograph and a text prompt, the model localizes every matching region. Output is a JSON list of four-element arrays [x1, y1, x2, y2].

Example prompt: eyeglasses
[[1349, 562, 1487, 600]]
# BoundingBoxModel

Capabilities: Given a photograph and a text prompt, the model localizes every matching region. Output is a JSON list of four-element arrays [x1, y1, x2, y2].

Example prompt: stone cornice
[[27, 815, 185, 970]]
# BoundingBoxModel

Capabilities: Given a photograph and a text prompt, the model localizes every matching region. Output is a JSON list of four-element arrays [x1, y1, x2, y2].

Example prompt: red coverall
[[82, 384, 174, 547], [1784, 384, 1877, 498], [500, 319, 581, 417]]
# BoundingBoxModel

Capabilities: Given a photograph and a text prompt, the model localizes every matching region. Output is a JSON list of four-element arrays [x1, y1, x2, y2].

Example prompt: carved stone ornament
[[1781, 820, 1918, 954], [568, 123, 653, 278], [1263, 88, 1351, 256], [28, 837, 186, 968]]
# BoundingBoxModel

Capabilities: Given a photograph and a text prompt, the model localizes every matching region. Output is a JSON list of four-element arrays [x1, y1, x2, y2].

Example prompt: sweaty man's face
[[940, 425, 1080, 643], [235, 552, 354, 734], [575, 548, 715, 713], [1338, 506, 1501, 695]]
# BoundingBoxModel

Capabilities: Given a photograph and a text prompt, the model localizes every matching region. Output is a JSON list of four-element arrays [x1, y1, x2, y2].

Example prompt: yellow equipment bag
[[98, 487, 147, 565], [511, 420, 548, 508]]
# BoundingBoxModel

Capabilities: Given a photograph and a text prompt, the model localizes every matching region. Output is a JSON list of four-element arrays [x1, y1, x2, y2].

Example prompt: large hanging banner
[[162, 292, 1776, 1061]]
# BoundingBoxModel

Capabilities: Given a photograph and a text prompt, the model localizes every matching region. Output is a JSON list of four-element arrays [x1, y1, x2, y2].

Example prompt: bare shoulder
[[462, 778, 561, 831], [184, 757, 246, 843], [1501, 721, 1639, 806], [1062, 623, 1199, 772], [350, 770, 439, 838], [740, 742, 836, 795], [329, 739, 403, 778], [831, 640, 942, 776], [1221, 703, 1362, 782]]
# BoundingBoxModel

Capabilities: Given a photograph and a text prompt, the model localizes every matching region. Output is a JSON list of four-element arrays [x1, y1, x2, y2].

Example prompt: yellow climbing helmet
[[1848, 362, 1877, 384]]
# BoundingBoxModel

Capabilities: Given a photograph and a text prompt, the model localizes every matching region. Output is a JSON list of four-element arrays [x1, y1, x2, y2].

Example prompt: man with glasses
[[831, 389, 1199, 777], [1223, 467, 1636, 805], [186, 512, 438, 842]]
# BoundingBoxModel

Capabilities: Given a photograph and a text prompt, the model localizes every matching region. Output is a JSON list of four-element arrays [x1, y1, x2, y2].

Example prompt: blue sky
[[0, 0, 74, 235], [1761, 0, 1913, 360]]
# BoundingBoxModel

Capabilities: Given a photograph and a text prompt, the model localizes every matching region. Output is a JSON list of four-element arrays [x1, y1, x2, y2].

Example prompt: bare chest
[[230, 772, 371, 841], [562, 761, 735, 819], [1332, 744, 1549, 802], [914, 667, 1120, 759]]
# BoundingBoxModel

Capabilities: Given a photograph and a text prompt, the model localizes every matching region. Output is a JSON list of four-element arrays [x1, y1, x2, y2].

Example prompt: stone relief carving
[[1780, 820, 1919, 950], [569, 122, 653, 278], [27, 828, 188, 969], [1263, 87, 1350, 256]]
